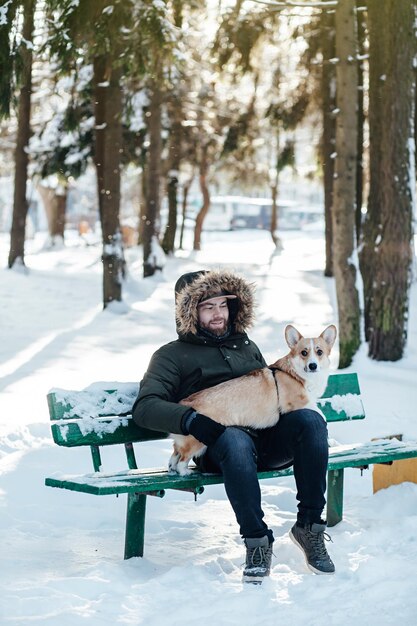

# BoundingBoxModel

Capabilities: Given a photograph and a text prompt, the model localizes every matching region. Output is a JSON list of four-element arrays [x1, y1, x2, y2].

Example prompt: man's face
[[197, 296, 230, 336]]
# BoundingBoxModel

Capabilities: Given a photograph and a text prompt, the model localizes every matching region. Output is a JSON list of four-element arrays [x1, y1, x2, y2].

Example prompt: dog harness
[[268, 366, 280, 409]]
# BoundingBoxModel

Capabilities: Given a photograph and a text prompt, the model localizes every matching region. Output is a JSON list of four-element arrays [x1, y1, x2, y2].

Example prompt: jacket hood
[[175, 269, 256, 336]]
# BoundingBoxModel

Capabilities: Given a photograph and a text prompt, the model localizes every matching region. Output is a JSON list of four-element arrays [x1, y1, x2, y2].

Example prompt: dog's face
[[284, 324, 337, 380]]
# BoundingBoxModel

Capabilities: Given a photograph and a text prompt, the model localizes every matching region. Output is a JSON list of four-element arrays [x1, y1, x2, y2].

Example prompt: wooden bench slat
[[47, 383, 139, 420], [321, 372, 360, 397], [45, 438, 417, 497], [319, 373, 365, 422], [328, 438, 417, 468], [45, 466, 297, 496], [47, 373, 364, 447], [48, 374, 360, 423], [318, 400, 365, 422], [50, 406, 363, 447], [50, 418, 168, 447]]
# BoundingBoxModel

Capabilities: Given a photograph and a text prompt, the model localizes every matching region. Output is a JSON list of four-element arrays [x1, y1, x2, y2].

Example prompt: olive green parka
[[132, 270, 267, 434]]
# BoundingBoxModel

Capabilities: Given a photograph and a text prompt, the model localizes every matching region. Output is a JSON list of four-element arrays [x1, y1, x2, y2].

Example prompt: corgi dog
[[168, 324, 337, 475]]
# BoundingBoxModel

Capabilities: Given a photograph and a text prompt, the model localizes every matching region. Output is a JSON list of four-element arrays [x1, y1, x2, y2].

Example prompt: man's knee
[[212, 427, 257, 465], [283, 408, 328, 436]]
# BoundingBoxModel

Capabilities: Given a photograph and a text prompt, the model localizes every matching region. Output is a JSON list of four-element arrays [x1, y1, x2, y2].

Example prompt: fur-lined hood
[[175, 270, 256, 336]]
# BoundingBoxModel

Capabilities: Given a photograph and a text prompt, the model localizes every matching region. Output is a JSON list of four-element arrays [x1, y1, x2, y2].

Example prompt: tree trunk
[[179, 174, 193, 250], [269, 130, 280, 248], [193, 144, 210, 251], [8, 0, 34, 268], [54, 191, 67, 238], [359, 2, 384, 342], [162, 172, 179, 253], [270, 181, 278, 246], [162, 99, 183, 254], [143, 79, 163, 277], [38, 183, 67, 243], [138, 145, 147, 246], [332, 0, 361, 368], [360, 0, 414, 361], [320, 7, 336, 278], [355, 1, 366, 245], [93, 56, 124, 306], [94, 57, 106, 225]]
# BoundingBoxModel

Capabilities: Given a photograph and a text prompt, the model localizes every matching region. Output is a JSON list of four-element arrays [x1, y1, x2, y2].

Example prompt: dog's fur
[[168, 324, 337, 475]]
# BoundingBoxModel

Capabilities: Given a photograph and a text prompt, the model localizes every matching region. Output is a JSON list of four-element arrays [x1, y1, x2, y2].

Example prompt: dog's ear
[[320, 325, 337, 349], [285, 325, 303, 348]]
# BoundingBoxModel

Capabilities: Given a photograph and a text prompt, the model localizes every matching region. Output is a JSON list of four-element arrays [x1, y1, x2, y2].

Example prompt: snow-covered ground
[[1, 226, 417, 625]]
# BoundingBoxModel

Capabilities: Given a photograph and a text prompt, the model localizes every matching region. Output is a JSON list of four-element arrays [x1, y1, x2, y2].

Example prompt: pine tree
[[319, 8, 336, 277], [360, 0, 415, 360], [1, 0, 36, 268], [332, 0, 361, 368]]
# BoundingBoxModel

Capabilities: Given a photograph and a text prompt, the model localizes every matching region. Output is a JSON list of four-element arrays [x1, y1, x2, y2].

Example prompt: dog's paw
[[168, 453, 180, 474], [176, 461, 192, 476]]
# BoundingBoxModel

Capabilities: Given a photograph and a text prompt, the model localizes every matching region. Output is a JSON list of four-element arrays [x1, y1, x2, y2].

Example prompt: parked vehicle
[[227, 197, 304, 230], [184, 195, 272, 231], [207, 196, 277, 230], [279, 205, 324, 231], [230, 199, 274, 230], [163, 194, 323, 232], [205, 196, 324, 231]]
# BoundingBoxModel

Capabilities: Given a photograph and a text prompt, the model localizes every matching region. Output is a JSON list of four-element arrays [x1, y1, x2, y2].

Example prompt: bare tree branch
[[245, 0, 338, 9]]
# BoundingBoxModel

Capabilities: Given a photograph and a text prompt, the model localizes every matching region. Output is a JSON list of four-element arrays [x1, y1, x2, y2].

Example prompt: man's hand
[[181, 410, 225, 447]]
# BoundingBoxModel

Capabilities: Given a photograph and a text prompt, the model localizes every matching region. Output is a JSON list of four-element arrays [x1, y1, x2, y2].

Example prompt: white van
[[204, 196, 275, 231], [190, 195, 323, 232], [228, 198, 323, 231]]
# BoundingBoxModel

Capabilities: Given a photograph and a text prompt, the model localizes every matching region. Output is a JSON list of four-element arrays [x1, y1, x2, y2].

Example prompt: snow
[[103, 231, 124, 261], [1, 226, 417, 625], [146, 235, 166, 270], [317, 393, 364, 418], [53, 383, 139, 419], [0, 0, 13, 26]]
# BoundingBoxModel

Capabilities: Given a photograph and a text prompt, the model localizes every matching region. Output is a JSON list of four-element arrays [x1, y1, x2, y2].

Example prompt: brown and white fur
[[169, 324, 337, 475]]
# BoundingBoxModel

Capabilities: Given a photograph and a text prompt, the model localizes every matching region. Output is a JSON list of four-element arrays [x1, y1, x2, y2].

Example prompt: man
[[132, 269, 334, 583]]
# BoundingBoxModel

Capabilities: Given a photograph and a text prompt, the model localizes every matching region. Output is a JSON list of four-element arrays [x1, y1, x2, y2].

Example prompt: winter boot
[[289, 521, 335, 574], [242, 535, 273, 584]]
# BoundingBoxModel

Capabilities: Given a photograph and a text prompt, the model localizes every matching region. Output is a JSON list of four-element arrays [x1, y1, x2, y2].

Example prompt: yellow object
[[373, 457, 417, 493]]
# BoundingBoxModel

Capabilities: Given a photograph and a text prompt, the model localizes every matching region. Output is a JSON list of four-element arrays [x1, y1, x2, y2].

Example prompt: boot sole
[[242, 573, 267, 585], [242, 566, 270, 585], [289, 529, 335, 575]]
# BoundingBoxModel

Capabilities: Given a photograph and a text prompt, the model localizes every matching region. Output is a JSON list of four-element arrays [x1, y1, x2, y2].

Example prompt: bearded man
[[132, 269, 334, 583]]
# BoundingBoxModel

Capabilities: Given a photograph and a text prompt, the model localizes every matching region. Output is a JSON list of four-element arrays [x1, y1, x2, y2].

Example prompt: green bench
[[45, 373, 417, 559]]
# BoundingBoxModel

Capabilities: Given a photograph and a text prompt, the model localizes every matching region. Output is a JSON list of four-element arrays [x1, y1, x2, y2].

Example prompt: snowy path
[[1, 229, 417, 625]]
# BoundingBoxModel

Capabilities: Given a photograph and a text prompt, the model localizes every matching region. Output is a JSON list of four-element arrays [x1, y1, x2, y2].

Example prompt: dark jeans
[[199, 409, 329, 540]]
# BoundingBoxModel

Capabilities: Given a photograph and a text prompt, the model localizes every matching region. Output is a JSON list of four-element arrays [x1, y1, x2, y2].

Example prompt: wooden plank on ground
[[373, 458, 417, 493]]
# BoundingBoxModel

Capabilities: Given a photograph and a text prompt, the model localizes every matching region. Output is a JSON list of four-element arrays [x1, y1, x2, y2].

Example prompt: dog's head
[[285, 324, 337, 380]]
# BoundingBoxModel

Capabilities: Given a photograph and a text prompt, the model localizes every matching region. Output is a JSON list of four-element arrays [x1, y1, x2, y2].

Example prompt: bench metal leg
[[326, 469, 344, 527], [124, 493, 147, 559]]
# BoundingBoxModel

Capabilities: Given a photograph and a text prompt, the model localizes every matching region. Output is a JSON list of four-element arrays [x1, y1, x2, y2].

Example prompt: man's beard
[[208, 324, 228, 337], [199, 320, 230, 337]]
